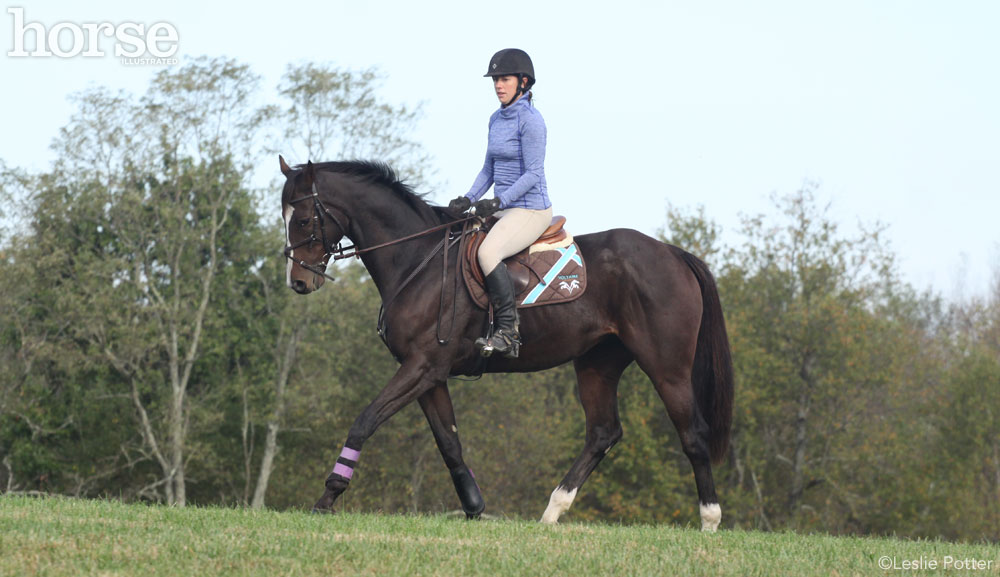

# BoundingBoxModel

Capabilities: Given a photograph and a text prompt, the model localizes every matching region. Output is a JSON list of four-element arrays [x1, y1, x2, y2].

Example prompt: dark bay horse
[[280, 157, 733, 530]]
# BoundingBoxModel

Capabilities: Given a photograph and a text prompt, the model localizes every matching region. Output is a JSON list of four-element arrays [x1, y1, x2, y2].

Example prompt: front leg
[[418, 383, 485, 518], [312, 358, 439, 512]]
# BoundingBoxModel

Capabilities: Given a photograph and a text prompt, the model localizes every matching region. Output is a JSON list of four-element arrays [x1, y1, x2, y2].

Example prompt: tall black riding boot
[[476, 262, 521, 358]]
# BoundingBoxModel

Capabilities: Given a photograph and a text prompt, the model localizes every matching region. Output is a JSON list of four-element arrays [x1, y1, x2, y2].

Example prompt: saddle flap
[[507, 262, 533, 294]]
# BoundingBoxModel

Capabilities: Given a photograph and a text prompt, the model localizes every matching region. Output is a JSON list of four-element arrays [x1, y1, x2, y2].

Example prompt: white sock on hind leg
[[540, 486, 577, 524], [700, 502, 722, 532]]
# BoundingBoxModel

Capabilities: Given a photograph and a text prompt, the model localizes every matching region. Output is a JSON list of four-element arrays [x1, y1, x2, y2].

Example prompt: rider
[[449, 48, 553, 359]]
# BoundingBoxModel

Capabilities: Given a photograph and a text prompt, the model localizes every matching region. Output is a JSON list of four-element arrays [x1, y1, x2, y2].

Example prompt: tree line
[[1, 57, 997, 543]]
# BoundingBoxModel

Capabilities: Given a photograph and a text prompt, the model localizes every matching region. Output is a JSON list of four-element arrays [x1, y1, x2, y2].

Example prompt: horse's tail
[[676, 249, 734, 464]]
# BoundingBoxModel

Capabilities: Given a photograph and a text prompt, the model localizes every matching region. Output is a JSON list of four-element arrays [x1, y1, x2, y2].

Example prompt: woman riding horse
[[449, 48, 552, 359], [280, 51, 733, 531]]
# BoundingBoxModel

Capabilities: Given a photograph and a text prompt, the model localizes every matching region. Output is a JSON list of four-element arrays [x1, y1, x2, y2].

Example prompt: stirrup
[[476, 329, 521, 359]]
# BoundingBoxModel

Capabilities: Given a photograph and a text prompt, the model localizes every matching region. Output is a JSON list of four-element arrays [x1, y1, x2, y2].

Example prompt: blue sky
[[3, 0, 999, 298]]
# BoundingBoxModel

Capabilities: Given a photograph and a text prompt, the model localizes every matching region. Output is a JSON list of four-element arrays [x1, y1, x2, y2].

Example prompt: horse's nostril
[[291, 279, 308, 294]]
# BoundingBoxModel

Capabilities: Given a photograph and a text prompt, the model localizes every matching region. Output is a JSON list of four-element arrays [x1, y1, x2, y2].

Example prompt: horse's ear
[[303, 160, 315, 186], [279, 155, 292, 176]]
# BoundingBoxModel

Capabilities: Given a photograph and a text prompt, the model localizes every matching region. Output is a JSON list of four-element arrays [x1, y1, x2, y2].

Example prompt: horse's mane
[[298, 160, 448, 225]]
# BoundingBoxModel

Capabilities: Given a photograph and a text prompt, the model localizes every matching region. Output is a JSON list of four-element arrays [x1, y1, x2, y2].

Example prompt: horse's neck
[[336, 186, 441, 299], [358, 221, 443, 302]]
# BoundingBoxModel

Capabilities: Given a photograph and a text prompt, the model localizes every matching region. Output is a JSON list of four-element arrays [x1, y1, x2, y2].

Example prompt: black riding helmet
[[484, 48, 535, 98]]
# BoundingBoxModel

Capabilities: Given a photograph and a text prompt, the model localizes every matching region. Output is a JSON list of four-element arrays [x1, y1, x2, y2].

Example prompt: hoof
[[465, 511, 482, 520], [312, 491, 337, 513], [450, 466, 485, 519], [311, 507, 334, 515], [700, 503, 722, 532]]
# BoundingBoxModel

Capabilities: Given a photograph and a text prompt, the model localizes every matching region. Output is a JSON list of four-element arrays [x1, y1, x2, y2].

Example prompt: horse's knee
[[678, 429, 711, 463], [587, 423, 623, 455]]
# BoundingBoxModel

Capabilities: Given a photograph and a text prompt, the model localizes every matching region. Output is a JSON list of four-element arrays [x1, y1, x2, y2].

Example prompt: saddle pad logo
[[559, 279, 581, 294]]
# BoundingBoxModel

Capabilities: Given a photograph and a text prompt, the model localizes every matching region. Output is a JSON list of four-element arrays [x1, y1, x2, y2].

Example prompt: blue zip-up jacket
[[465, 93, 551, 210]]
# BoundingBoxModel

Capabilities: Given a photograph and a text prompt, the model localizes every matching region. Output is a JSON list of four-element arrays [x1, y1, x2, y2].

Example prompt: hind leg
[[541, 339, 633, 524], [623, 329, 722, 531], [418, 383, 484, 518], [657, 376, 721, 531]]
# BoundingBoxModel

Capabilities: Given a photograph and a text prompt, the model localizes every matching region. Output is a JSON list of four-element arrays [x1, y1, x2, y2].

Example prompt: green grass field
[[1, 495, 996, 577]]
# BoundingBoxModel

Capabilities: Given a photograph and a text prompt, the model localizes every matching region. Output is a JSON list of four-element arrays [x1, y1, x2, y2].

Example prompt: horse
[[279, 156, 734, 531]]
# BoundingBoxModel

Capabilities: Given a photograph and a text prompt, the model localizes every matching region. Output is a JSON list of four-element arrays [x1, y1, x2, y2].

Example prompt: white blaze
[[540, 486, 577, 524], [700, 502, 722, 532], [284, 205, 294, 287]]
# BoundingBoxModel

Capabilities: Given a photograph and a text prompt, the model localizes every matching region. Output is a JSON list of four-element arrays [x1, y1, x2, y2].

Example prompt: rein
[[332, 216, 476, 261]]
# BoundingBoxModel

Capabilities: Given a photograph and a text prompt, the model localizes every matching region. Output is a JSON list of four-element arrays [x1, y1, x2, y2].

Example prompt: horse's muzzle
[[290, 279, 312, 294]]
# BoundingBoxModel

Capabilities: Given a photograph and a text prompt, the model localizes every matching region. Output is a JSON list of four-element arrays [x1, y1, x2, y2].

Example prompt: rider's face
[[493, 75, 524, 106]]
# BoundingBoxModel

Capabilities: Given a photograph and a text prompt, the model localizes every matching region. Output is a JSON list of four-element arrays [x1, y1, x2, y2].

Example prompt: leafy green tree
[[0, 168, 142, 496], [0, 57, 265, 505], [721, 186, 899, 527], [928, 277, 1000, 541]]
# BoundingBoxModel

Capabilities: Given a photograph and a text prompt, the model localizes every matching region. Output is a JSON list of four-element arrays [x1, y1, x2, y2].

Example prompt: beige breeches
[[478, 207, 554, 276]]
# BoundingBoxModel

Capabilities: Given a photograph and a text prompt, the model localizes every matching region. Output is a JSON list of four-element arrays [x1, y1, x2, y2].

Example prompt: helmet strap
[[499, 74, 532, 108]]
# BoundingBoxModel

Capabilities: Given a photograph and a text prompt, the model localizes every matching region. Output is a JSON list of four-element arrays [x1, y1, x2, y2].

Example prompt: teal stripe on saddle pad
[[520, 245, 582, 306]]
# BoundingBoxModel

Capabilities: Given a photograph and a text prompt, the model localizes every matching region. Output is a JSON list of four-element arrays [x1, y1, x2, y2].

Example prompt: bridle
[[283, 182, 350, 283]]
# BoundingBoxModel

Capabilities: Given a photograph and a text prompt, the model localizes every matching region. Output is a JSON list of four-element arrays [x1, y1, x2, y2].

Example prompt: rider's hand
[[448, 196, 472, 214], [472, 198, 501, 218]]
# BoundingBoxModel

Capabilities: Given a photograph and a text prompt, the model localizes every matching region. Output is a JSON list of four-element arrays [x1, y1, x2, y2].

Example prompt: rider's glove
[[472, 198, 501, 218], [448, 196, 472, 214]]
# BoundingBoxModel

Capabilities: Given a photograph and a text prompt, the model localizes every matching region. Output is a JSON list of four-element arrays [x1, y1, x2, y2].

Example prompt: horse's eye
[[298, 218, 310, 228]]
